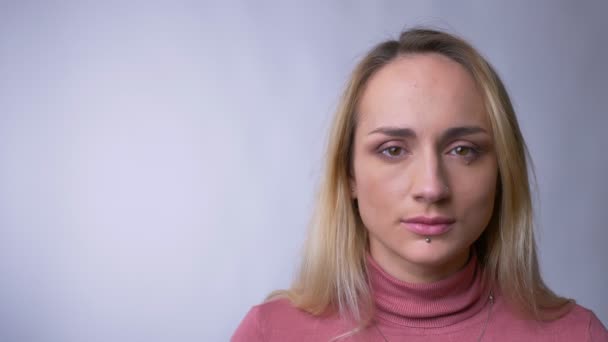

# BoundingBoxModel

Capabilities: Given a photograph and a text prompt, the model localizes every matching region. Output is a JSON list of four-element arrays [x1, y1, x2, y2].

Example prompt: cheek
[[354, 160, 405, 229], [455, 164, 498, 230]]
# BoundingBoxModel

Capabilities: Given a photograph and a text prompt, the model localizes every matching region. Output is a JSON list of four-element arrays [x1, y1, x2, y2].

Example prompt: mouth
[[401, 216, 456, 236]]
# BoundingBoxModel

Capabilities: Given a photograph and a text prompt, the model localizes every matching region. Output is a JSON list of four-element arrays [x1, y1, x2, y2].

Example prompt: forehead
[[357, 53, 489, 133]]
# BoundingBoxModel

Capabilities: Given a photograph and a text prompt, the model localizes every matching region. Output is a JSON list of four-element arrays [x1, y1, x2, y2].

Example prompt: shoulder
[[231, 298, 350, 342], [491, 298, 607, 341], [559, 305, 608, 341], [245, 297, 325, 327]]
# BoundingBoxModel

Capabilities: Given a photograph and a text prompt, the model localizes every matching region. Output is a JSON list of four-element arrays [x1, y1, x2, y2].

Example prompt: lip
[[401, 216, 456, 236]]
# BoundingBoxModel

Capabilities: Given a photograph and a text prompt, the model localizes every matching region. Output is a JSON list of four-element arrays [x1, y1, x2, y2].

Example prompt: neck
[[369, 243, 471, 283], [366, 249, 492, 328]]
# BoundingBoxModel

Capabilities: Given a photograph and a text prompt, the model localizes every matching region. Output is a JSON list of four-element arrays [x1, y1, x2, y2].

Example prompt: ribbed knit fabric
[[367, 252, 492, 328], [232, 255, 608, 341]]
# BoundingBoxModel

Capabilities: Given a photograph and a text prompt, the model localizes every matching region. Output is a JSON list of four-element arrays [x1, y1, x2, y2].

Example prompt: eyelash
[[447, 145, 481, 162], [379, 146, 409, 159], [378, 144, 481, 162]]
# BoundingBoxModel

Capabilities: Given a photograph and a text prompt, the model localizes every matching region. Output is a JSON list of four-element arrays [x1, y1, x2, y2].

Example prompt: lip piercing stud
[[425, 237, 431, 243]]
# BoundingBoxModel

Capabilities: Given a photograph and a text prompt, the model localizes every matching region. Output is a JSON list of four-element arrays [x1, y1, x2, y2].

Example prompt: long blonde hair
[[270, 27, 572, 327]]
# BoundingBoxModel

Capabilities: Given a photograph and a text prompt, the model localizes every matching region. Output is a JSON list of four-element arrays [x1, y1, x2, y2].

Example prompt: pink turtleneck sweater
[[232, 254, 608, 341]]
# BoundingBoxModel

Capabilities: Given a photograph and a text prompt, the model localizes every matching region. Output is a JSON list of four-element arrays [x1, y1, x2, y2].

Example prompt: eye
[[453, 146, 472, 156], [448, 145, 480, 161], [380, 146, 406, 159]]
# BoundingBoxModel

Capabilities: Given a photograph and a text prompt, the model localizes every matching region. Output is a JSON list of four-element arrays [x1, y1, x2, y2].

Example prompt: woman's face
[[351, 53, 498, 283]]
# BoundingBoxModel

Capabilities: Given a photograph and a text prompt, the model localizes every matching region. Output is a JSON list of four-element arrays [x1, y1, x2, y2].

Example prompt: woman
[[232, 28, 608, 341]]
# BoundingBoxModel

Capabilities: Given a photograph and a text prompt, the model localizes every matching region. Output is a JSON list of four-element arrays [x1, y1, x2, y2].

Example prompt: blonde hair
[[269, 27, 572, 329]]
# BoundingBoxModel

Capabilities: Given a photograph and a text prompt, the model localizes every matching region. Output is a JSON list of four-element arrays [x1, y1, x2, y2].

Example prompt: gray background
[[0, 1, 606, 341]]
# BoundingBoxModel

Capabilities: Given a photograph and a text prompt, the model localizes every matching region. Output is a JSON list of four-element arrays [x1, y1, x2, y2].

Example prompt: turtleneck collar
[[366, 251, 491, 328]]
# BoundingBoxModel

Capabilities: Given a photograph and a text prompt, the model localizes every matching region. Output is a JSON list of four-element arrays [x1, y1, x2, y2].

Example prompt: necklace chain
[[374, 291, 494, 342]]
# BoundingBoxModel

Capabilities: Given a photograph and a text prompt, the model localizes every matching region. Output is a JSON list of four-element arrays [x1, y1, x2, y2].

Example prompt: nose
[[411, 151, 450, 204]]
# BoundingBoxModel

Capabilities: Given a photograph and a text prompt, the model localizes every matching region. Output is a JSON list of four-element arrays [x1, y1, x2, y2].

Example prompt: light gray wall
[[0, 1, 606, 341]]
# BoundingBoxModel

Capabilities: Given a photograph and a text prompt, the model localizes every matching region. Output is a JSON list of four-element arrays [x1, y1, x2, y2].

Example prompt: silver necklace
[[374, 291, 495, 342]]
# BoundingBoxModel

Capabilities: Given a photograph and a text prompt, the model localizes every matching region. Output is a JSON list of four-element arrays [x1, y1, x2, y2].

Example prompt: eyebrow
[[368, 125, 489, 143], [368, 126, 416, 138]]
